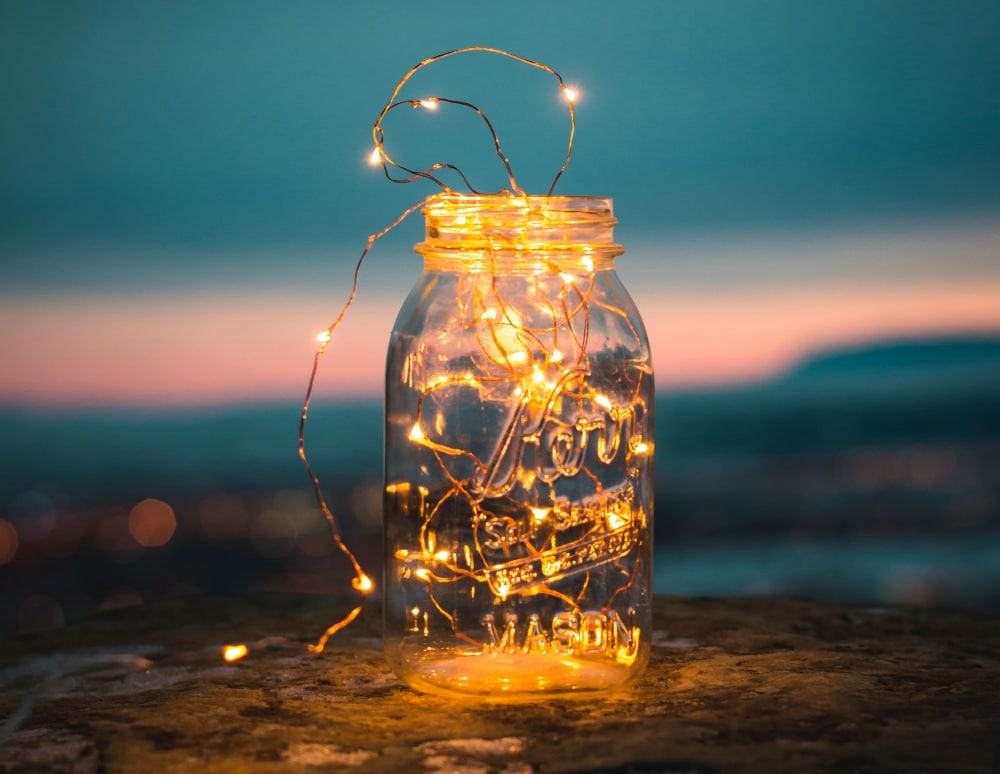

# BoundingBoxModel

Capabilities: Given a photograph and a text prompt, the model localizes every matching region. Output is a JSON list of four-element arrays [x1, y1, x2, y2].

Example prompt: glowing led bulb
[[408, 422, 426, 441], [434, 549, 450, 562], [223, 643, 248, 662], [595, 394, 613, 411], [316, 330, 332, 346], [353, 573, 374, 592], [549, 348, 564, 363], [481, 307, 498, 320], [634, 441, 650, 454], [530, 506, 551, 523], [607, 512, 627, 530], [563, 86, 578, 103], [414, 567, 431, 581], [419, 98, 439, 110], [507, 351, 528, 365], [368, 147, 382, 166]]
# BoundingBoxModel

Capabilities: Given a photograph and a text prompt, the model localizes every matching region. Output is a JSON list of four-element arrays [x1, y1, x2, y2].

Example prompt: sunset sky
[[2, 1, 999, 407]]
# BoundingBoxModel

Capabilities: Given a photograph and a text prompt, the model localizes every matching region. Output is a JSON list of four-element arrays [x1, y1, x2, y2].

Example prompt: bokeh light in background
[[0, 520, 18, 566], [1, 1, 999, 635], [128, 498, 177, 548]]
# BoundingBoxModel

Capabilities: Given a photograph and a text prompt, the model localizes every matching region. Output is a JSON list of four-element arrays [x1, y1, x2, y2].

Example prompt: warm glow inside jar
[[384, 194, 653, 699]]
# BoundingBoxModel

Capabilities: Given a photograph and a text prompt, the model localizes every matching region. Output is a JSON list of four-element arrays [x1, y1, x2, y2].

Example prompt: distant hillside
[[777, 334, 1000, 390], [651, 333, 1000, 464], [2, 335, 999, 503]]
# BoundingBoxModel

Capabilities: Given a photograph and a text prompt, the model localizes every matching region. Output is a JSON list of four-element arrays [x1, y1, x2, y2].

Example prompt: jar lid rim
[[417, 192, 621, 261], [424, 192, 613, 209]]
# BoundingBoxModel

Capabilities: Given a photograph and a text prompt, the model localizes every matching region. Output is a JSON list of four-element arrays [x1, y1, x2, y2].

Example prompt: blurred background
[[2, 1, 999, 636]]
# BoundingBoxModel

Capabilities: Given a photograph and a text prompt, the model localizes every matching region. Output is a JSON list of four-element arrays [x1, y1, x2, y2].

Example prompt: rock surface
[[1, 594, 998, 772]]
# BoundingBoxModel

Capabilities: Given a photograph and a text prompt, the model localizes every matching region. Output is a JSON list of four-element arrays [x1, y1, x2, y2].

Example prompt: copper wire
[[371, 46, 576, 195], [298, 46, 641, 653], [301, 47, 577, 594]]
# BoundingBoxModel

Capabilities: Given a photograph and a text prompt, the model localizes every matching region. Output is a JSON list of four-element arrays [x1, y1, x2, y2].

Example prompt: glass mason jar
[[384, 194, 653, 699]]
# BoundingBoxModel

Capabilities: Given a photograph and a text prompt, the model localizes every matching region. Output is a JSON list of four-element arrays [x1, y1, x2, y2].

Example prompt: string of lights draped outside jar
[[295, 47, 654, 698]]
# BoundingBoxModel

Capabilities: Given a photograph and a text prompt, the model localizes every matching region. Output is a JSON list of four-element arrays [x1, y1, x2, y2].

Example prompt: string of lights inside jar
[[298, 47, 654, 698]]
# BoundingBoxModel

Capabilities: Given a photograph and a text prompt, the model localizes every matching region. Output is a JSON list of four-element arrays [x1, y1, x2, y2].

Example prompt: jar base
[[394, 649, 641, 700]]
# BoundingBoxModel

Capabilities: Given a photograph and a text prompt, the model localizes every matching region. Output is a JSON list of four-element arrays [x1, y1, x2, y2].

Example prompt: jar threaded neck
[[416, 193, 622, 272]]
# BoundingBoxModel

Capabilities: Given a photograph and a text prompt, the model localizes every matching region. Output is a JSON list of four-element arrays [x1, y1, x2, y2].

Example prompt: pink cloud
[[1, 281, 998, 407]]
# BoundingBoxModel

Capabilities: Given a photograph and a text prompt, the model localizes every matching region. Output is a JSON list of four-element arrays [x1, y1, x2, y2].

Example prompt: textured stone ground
[[1, 593, 998, 772]]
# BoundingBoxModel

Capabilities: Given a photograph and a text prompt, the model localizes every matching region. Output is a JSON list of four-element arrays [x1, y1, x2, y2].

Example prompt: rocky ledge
[[1, 594, 998, 773]]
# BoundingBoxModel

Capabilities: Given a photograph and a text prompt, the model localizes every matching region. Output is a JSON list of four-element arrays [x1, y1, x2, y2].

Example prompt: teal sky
[[2, 2, 1000, 406], [2, 1, 1000, 293]]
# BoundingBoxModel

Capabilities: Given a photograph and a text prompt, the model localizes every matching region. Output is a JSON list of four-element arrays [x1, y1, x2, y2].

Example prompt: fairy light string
[[370, 45, 577, 195], [296, 46, 648, 658]]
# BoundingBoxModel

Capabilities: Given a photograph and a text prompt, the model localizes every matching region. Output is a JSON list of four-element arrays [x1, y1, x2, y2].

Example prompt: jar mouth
[[415, 193, 623, 267]]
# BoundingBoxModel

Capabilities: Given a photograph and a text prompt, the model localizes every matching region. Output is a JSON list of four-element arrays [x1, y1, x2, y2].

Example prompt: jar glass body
[[383, 195, 653, 699]]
